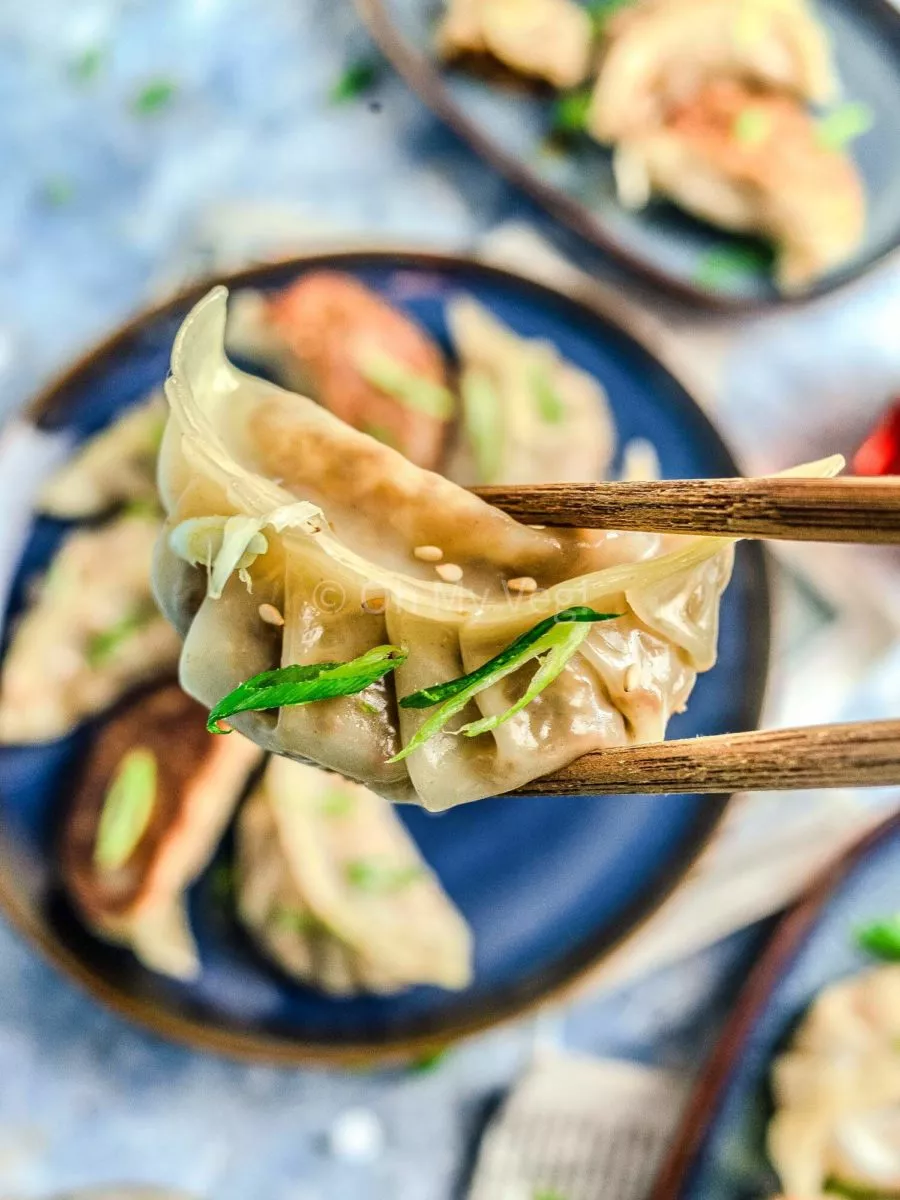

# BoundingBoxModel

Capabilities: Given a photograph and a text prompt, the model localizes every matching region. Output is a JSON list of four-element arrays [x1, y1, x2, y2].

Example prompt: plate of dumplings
[[358, 0, 900, 307], [0, 250, 769, 1063]]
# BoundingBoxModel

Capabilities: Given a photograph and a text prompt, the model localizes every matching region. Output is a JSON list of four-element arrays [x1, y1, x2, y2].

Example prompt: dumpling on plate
[[437, 0, 594, 90], [767, 966, 900, 1198], [589, 0, 837, 143], [0, 511, 180, 744], [38, 390, 165, 519], [153, 287, 840, 811], [226, 272, 454, 471], [613, 79, 865, 292], [61, 684, 262, 980], [447, 295, 615, 485], [237, 757, 473, 994]]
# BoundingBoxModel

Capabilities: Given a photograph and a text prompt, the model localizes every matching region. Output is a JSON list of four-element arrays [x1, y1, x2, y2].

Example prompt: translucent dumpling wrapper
[[0, 512, 180, 744], [613, 80, 865, 292], [38, 390, 166, 519], [767, 965, 900, 1197], [447, 295, 615, 486], [237, 756, 473, 994], [589, 0, 837, 144], [153, 287, 840, 812], [437, 0, 595, 89], [227, 273, 454, 471], [61, 684, 263, 980]]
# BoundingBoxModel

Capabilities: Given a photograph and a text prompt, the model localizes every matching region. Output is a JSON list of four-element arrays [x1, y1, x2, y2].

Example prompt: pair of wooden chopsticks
[[474, 472, 900, 796]]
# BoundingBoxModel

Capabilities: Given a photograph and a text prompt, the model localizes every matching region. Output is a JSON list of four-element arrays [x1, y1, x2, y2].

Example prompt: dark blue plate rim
[[356, 0, 900, 313], [648, 808, 900, 1200], [0, 248, 770, 1065]]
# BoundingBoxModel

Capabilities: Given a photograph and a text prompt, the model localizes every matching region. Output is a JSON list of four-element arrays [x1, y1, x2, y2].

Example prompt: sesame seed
[[258, 603, 285, 627], [414, 545, 444, 563], [435, 562, 463, 583], [529, 525, 546, 531], [507, 576, 538, 595], [624, 664, 641, 692]]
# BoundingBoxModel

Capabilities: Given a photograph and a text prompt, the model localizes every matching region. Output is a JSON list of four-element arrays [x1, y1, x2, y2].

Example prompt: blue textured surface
[[675, 817, 900, 1200], [0, 254, 766, 1053]]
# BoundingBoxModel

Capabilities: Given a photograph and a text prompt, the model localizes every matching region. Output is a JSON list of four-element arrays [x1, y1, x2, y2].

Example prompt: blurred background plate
[[651, 810, 900, 1200], [358, 0, 900, 309], [0, 249, 769, 1064]]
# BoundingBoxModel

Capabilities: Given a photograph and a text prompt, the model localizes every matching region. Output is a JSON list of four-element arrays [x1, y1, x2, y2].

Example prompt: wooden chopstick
[[509, 720, 900, 795], [474, 477, 900, 543]]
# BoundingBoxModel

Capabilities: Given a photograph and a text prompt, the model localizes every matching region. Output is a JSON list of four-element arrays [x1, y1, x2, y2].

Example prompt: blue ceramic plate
[[0, 251, 769, 1064], [358, 0, 900, 309], [651, 811, 900, 1200]]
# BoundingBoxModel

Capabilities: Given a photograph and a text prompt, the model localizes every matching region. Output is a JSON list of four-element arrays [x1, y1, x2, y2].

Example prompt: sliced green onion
[[390, 607, 619, 762], [857, 915, 900, 961], [42, 178, 75, 207], [588, 0, 633, 34], [533, 1191, 568, 1200], [459, 622, 591, 738], [732, 108, 771, 146], [361, 421, 401, 450], [69, 45, 105, 84], [551, 88, 592, 135], [531, 366, 567, 425], [320, 788, 356, 817], [410, 1048, 448, 1073], [357, 698, 381, 716], [123, 497, 162, 520], [356, 348, 455, 419], [132, 78, 178, 116], [461, 368, 503, 483], [345, 859, 424, 892], [94, 748, 157, 871], [86, 603, 157, 667], [818, 102, 875, 151], [330, 60, 380, 104], [207, 645, 407, 733], [694, 243, 772, 290], [210, 863, 235, 907], [272, 905, 323, 934]]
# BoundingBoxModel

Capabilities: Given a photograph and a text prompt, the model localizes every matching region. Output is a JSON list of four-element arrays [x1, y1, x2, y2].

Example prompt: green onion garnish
[[320, 789, 356, 817], [694, 243, 772, 290], [857, 915, 900, 961], [357, 348, 455, 420], [818, 102, 875, 151], [732, 108, 772, 146], [551, 88, 592, 135], [42, 178, 75, 207], [69, 45, 105, 84], [390, 607, 619, 762], [94, 748, 157, 871], [86, 603, 157, 667], [132, 78, 178, 116], [533, 1191, 568, 1200], [207, 645, 407, 734], [588, 0, 633, 34], [345, 859, 424, 892], [330, 60, 380, 104], [531, 366, 567, 425], [361, 421, 401, 450], [410, 1048, 448, 1073], [272, 906, 324, 934], [461, 369, 503, 483]]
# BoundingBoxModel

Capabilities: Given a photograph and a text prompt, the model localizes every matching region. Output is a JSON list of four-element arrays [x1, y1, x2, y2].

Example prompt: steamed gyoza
[[437, 0, 594, 89], [153, 288, 834, 811], [238, 757, 472, 994], [62, 684, 262, 980], [448, 296, 615, 485], [0, 512, 179, 743], [768, 966, 900, 1198], [589, 0, 837, 143], [614, 79, 865, 292], [38, 390, 165, 518]]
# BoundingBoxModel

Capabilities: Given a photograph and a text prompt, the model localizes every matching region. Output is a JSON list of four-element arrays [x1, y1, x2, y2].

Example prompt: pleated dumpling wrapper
[[237, 757, 473, 995], [153, 286, 840, 812], [589, 0, 837, 144], [768, 965, 900, 1197], [61, 684, 262, 980]]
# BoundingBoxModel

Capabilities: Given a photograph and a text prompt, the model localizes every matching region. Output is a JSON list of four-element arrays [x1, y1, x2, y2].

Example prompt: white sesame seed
[[328, 1107, 385, 1163], [413, 545, 444, 563], [258, 603, 285, 627], [624, 664, 641, 692], [435, 562, 463, 583], [529, 525, 546, 531], [507, 576, 538, 595]]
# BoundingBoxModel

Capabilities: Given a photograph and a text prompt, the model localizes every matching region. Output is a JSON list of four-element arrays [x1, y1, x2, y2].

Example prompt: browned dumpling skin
[[61, 684, 262, 979], [257, 272, 454, 472], [437, 0, 595, 89], [590, 0, 837, 142], [615, 79, 865, 292]]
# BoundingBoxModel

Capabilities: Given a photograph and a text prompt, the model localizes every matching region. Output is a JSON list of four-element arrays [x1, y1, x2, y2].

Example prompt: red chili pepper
[[853, 400, 900, 477]]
